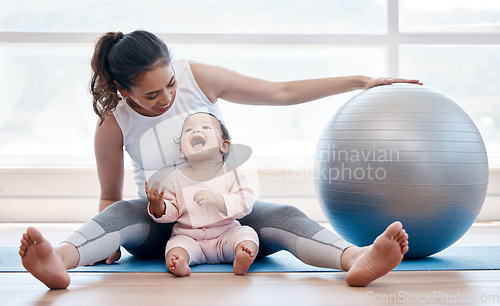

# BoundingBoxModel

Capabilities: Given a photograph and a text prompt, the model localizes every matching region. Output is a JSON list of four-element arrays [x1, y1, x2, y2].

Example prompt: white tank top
[[112, 59, 224, 198]]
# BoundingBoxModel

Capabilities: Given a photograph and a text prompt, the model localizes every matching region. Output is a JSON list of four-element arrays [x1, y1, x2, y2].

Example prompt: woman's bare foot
[[168, 253, 191, 277], [343, 221, 409, 287], [19, 227, 71, 289], [233, 241, 257, 275]]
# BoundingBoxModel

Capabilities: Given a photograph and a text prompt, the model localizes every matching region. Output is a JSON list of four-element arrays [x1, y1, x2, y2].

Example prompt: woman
[[19, 30, 411, 289]]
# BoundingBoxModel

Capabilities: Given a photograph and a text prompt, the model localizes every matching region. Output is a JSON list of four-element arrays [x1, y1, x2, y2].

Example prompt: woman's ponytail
[[90, 32, 124, 126], [89, 30, 171, 126]]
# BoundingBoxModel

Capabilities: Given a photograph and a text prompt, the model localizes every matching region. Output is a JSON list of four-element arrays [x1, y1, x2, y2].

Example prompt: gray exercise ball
[[314, 84, 488, 258]]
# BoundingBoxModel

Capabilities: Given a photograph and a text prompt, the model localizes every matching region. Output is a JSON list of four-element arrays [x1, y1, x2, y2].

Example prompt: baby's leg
[[166, 247, 191, 277], [165, 235, 206, 276], [233, 240, 258, 275], [220, 225, 259, 275]]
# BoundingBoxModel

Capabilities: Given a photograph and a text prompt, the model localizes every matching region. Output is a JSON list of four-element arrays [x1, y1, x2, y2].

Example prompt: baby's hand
[[145, 180, 165, 206], [193, 190, 220, 208]]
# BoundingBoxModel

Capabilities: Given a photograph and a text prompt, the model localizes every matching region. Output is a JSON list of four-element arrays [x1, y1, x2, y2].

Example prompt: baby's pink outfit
[[148, 163, 258, 265]]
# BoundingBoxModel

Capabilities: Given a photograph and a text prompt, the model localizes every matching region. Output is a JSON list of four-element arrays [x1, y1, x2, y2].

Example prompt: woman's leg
[[19, 226, 74, 289], [63, 198, 173, 265], [20, 198, 174, 289], [239, 200, 410, 286], [239, 200, 351, 270]]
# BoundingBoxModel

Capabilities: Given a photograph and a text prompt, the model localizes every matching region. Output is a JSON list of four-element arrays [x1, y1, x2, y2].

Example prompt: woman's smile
[[152, 102, 172, 113], [123, 65, 177, 116]]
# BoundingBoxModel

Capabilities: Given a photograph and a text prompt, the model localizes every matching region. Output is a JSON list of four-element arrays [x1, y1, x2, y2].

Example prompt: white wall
[[0, 168, 498, 223]]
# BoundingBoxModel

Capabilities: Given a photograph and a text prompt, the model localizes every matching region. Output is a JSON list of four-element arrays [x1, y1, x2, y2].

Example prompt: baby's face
[[180, 113, 228, 162]]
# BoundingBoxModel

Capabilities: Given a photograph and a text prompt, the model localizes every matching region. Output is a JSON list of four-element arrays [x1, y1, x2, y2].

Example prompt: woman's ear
[[220, 140, 230, 154], [114, 81, 129, 98]]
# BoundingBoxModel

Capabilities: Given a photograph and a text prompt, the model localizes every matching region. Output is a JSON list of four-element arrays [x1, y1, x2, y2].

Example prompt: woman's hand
[[364, 77, 422, 90], [86, 248, 122, 266], [105, 249, 122, 264]]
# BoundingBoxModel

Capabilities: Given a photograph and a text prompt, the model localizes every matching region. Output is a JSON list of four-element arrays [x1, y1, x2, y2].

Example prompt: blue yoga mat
[[2, 246, 500, 273]]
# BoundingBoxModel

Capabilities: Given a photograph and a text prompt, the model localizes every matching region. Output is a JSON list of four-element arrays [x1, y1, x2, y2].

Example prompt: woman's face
[[120, 65, 177, 117]]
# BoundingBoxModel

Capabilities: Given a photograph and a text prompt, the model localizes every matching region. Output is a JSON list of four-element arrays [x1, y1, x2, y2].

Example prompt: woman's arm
[[190, 61, 421, 106], [94, 114, 125, 212]]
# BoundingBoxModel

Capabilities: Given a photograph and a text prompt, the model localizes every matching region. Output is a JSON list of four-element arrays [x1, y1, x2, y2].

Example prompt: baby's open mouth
[[191, 136, 206, 148]]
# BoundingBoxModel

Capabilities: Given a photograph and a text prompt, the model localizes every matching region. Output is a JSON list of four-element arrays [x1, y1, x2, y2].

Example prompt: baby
[[146, 112, 259, 276]]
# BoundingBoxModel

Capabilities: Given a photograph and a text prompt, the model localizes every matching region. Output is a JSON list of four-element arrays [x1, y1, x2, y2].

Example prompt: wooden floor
[[1, 222, 500, 306]]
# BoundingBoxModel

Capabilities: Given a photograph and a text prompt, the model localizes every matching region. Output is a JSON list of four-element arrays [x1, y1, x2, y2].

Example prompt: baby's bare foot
[[19, 227, 70, 289], [168, 253, 191, 277], [233, 243, 256, 275], [345, 221, 409, 287]]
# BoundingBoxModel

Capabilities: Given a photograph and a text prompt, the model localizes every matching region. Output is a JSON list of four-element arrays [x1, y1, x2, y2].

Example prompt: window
[[400, 45, 500, 168], [399, 0, 500, 33], [398, 0, 500, 167], [1, 0, 499, 169], [0, 45, 94, 167], [0, 0, 386, 34]]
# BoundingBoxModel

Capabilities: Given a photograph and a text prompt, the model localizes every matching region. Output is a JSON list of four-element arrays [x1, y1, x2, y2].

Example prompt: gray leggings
[[64, 199, 352, 270]]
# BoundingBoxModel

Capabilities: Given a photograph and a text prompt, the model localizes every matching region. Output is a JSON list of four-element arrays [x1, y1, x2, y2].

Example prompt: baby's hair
[[175, 112, 231, 161], [215, 115, 231, 142]]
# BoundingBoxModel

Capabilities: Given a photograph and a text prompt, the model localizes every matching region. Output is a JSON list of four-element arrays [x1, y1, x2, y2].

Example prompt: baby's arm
[[193, 167, 255, 219], [145, 180, 180, 222], [222, 168, 255, 218], [193, 190, 226, 214], [145, 180, 166, 218]]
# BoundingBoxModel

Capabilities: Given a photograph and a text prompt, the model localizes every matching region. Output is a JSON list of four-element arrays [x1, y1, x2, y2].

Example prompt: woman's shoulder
[[185, 61, 221, 103], [187, 60, 216, 78], [96, 112, 121, 135]]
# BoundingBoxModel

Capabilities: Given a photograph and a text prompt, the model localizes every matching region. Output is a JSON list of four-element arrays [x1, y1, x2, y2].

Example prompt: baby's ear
[[220, 139, 230, 154], [179, 147, 185, 159]]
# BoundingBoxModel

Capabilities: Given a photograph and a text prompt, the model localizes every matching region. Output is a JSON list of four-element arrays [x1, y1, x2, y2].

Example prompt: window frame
[[1, 0, 499, 222], [1, 0, 499, 170]]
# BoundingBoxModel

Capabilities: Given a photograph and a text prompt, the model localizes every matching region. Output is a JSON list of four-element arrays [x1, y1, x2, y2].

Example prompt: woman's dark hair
[[89, 30, 171, 125]]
